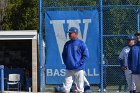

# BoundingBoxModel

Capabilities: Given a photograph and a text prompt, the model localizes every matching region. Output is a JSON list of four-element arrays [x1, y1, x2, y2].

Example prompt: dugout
[[0, 30, 38, 92]]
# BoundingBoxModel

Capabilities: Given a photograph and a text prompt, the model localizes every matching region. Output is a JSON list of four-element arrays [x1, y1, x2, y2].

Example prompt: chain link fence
[[103, 5, 139, 92], [43, 0, 140, 92]]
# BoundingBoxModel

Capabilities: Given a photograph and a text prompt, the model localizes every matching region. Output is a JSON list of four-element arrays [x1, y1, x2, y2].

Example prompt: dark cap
[[68, 27, 78, 33], [127, 34, 135, 40], [134, 33, 140, 36]]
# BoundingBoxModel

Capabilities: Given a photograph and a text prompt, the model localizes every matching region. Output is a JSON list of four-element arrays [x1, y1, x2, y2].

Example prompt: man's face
[[128, 40, 135, 46], [137, 35, 140, 42], [69, 32, 78, 40]]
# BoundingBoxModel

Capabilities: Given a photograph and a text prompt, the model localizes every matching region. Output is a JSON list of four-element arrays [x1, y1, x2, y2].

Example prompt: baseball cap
[[127, 34, 135, 40], [68, 27, 78, 33]]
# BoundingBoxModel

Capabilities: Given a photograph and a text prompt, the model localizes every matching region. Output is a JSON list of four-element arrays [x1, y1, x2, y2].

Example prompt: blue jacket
[[128, 42, 140, 74], [62, 39, 89, 70]]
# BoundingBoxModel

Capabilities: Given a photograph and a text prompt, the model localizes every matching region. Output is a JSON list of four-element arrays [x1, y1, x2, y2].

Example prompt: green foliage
[[2, 0, 38, 30], [43, 0, 140, 7], [44, 0, 97, 7], [103, 7, 137, 64], [2, 0, 140, 30], [104, 8, 136, 35]]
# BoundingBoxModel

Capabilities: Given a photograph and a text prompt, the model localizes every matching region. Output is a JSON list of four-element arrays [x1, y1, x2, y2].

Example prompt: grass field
[[45, 84, 128, 92]]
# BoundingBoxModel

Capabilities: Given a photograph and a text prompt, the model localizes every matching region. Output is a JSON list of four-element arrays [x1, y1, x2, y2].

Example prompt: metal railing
[[0, 65, 4, 93]]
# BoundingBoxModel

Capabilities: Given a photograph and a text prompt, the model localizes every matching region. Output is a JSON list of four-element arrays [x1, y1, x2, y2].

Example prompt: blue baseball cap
[[127, 34, 135, 40], [68, 27, 78, 33]]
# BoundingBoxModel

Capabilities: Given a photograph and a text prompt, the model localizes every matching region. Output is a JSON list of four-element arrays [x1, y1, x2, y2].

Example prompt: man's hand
[[121, 66, 127, 71]]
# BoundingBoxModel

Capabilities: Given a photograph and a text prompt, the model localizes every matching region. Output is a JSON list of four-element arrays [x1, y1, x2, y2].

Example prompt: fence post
[[99, 0, 104, 93], [39, 0, 43, 92], [0, 65, 4, 93]]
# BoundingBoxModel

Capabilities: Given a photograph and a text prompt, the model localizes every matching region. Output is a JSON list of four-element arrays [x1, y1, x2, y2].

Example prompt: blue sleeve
[[117, 57, 124, 67], [62, 43, 67, 64], [128, 48, 132, 70], [79, 43, 89, 65]]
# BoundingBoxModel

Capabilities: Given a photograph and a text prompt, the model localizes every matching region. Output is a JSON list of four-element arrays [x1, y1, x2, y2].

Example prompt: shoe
[[84, 86, 90, 91], [98, 89, 106, 92], [104, 89, 106, 92]]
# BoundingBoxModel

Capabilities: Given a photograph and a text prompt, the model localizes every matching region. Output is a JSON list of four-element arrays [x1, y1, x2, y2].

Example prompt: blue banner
[[45, 10, 100, 84]]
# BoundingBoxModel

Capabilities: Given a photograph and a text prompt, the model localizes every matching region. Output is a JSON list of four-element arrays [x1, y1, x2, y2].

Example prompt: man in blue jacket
[[62, 27, 89, 93], [128, 33, 140, 93]]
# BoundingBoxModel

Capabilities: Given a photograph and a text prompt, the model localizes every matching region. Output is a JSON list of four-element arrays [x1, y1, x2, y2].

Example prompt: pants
[[125, 70, 136, 91], [63, 70, 84, 93], [84, 76, 90, 86], [133, 74, 140, 92]]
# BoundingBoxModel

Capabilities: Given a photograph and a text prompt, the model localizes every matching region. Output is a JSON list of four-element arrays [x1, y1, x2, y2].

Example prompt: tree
[[2, 0, 38, 30]]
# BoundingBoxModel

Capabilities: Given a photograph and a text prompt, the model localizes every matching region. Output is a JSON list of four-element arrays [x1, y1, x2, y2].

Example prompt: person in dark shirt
[[128, 33, 140, 93]]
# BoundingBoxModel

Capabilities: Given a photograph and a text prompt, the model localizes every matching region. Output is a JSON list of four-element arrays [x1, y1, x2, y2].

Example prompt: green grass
[[45, 85, 128, 92]]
